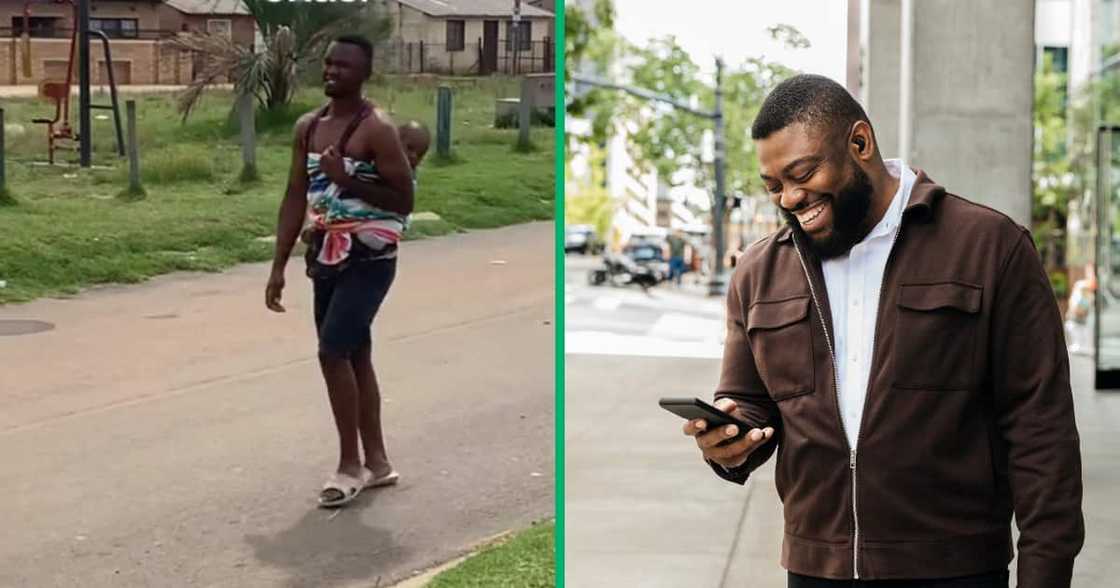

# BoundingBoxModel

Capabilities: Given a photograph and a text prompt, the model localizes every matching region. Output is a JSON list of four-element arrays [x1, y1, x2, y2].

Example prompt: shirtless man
[[266, 35, 414, 507]]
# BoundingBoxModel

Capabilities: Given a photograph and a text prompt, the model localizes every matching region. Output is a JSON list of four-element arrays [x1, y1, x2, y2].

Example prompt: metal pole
[[0, 108, 6, 193], [126, 100, 141, 194], [238, 93, 257, 180], [1095, 127, 1104, 380], [89, 31, 124, 157], [78, 0, 91, 167], [571, 74, 714, 118], [708, 57, 727, 296], [738, 195, 747, 256], [512, 0, 521, 76], [437, 86, 452, 158], [518, 76, 532, 149]]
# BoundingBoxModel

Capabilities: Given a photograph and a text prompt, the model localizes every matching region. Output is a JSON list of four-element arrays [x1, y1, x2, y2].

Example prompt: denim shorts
[[312, 256, 397, 357]]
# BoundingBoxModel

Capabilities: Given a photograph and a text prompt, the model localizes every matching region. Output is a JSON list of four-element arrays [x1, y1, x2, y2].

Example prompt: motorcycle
[[587, 253, 660, 290]]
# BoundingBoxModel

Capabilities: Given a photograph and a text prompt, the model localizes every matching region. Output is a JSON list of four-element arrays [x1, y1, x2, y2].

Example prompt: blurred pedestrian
[[1066, 263, 1096, 356], [666, 230, 688, 286]]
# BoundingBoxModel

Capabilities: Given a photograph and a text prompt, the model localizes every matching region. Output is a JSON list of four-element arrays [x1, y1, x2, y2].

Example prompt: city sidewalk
[[566, 257, 1120, 587], [0, 222, 554, 587]]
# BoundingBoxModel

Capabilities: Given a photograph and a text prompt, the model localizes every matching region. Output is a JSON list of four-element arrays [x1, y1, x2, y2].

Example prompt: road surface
[[0, 223, 555, 587]]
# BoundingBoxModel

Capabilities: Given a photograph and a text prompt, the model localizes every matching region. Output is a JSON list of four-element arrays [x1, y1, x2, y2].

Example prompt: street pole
[[512, 0, 521, 75], [0, 108, 5, 190], [709, 57, 727, 296], [125, 99, 142, 196], [437, 86, 453, 158], [78, 0, 91, 167]]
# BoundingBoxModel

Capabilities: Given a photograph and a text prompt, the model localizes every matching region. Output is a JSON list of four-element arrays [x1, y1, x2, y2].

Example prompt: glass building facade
[[1087, 0, 1120, 384]]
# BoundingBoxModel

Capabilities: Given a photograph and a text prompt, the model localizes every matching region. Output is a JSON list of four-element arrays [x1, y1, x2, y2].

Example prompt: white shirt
[[822, 159, 916, 449]]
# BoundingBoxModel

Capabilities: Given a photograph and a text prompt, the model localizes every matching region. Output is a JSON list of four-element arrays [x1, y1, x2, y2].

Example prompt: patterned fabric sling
[[303, 100, 409, 279]]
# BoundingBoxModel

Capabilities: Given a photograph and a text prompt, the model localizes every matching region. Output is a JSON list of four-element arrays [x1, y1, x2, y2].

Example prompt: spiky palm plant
[[172, 0, 388, 121]]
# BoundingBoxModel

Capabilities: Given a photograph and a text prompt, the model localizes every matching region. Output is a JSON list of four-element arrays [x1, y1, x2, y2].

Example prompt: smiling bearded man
[[680, 74, 1084, 588]]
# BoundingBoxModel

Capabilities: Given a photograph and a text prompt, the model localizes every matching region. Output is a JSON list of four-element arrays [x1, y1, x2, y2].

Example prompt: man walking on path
[[266, 35, 415, 507], [683, 75, 1084, 587]]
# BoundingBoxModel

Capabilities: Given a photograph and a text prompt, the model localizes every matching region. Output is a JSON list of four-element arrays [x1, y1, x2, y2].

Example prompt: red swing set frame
[[21, 0, 124, 166], [21, 0, 78, 164]]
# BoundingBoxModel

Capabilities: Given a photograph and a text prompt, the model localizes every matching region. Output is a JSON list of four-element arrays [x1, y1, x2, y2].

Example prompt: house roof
[[396, 0, 554, 19], [526, 0, 555, 12], [164, 0, 250, 16]]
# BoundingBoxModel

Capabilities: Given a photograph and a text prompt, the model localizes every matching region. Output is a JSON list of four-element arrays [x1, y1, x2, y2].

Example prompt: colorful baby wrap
[[305, 153, 409, 266]]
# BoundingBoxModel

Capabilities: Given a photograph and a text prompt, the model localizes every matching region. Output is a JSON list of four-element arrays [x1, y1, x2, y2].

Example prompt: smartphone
[[658, 397, 752, 441]]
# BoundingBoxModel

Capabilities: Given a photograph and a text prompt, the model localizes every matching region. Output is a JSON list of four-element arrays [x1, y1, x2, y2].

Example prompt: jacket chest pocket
[[747, 296, 815, 401], [894, 282, 982, 391]]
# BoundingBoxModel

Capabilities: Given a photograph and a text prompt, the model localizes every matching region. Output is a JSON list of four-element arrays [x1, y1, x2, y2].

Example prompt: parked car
[[565, 224, 604, 255]]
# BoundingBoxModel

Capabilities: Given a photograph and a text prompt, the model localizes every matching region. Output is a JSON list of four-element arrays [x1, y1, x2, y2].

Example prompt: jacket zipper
[[790, 235, 856, 577], [850, 217, 906, 578], [849, 449, 858, 579], [790, 218, 906, 580]]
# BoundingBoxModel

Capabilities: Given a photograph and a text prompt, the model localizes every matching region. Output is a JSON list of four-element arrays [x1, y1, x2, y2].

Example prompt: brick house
[[376, 0, 555, 75], [0, 0, 254, 86], [159, 0, 253, 44]]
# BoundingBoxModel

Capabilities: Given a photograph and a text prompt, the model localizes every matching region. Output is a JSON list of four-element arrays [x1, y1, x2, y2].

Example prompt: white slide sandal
[[364, 469, 400, 489], [318, 472, 364, 508]]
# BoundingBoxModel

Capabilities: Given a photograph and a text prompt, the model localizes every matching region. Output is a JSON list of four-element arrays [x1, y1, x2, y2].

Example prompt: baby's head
[[398, 121, 431, 169]]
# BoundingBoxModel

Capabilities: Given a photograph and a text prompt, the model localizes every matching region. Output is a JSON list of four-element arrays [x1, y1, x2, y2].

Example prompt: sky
[[611, 0, 849, 80]]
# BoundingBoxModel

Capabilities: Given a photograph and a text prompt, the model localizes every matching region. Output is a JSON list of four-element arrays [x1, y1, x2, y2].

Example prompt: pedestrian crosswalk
[[565, 267, 726, 359]]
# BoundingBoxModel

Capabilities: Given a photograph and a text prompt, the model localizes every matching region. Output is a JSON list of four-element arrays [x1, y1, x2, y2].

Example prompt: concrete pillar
[[845, 0, 862, 99], [861, 0, 1035, 227], [905, 0, 1035, 226], [862, 0, 902, 160]]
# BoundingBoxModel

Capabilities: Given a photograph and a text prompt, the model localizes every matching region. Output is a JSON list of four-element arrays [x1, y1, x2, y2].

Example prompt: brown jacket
[[712, 170, 1084, 586]]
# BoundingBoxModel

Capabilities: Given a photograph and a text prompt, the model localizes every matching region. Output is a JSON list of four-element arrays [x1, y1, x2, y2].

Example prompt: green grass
[[428, 521, 555, 588], [0, 77, 553, 304]]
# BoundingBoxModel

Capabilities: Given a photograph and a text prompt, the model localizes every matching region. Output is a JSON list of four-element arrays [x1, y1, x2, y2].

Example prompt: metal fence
[[373, 39, 554, 76], [1, 28, 556, 78], [0, 27, 177, 41]]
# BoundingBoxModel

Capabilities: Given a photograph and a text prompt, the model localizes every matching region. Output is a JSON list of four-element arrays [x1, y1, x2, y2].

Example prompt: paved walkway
[[0, 223, 555, 587], [565, 255, 1120, 587]]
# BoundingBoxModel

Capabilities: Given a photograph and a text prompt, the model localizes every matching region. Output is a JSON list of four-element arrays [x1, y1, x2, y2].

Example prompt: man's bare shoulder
[[292, 110, 321, 142]]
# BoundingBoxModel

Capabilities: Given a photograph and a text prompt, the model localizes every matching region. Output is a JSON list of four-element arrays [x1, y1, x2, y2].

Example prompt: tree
[[565, 0, 625, 149], [1047, 63, 1120, 292], [565, 7, 806, 247], [565, 144, 616, 241], [622, 30, 801, 210], [174, 1, 389, 121]]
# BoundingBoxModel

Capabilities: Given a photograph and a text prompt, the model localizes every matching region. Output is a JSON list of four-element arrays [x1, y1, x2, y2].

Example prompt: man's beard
[[781, 162, 874, 260]]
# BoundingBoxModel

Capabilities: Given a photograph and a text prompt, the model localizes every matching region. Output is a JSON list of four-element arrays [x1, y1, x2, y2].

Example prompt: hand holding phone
[[661, 397, 775, 469]]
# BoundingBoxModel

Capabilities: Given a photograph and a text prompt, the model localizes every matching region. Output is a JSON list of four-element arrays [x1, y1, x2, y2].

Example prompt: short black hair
[[333, 34, 373, 76], [750, 74, 871, 142]]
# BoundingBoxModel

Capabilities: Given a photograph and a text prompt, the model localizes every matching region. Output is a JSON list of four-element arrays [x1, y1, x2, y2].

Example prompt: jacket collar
[[775, 167, 944, 244]]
